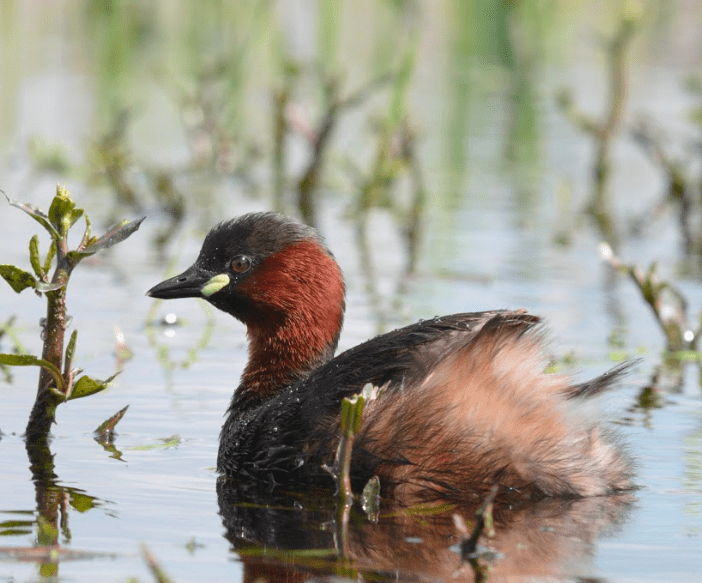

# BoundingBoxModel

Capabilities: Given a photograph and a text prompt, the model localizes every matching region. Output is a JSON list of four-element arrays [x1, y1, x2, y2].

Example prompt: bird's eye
[[230, 256, 252, 274]]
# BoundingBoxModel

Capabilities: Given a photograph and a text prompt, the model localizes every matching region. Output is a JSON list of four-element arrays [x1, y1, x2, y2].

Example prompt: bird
[[147, 212, 634, 502]]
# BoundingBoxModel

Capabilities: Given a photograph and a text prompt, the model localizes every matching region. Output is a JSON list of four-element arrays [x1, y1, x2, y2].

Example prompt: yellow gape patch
[[201, 273, 230, 297]]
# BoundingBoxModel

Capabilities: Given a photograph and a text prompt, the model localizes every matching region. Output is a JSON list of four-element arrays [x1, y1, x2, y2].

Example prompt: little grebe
[[147, 212, 633, 501]]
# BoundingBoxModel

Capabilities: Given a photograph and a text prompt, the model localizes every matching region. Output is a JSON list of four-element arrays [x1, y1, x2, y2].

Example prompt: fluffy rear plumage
[[349, 311, 633, 501]]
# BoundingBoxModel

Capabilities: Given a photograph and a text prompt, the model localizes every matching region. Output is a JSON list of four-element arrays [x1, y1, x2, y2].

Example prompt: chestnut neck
[[233, 240, 345, 404]]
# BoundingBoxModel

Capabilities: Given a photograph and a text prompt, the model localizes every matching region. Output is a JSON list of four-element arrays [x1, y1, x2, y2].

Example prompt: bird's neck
[[233, 240, 346, 403], [239, 314, 339, 398]]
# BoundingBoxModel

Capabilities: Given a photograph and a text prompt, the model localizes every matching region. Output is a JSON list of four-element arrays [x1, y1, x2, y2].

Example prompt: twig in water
[[600, 242, 697, 351]]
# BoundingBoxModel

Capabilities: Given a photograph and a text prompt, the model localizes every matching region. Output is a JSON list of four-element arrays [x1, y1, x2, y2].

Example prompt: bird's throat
[[239, 312, 340, 399]]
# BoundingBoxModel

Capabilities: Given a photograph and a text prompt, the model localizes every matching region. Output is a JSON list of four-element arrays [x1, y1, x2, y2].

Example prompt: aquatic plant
[[323, 385, 373, 502], [342, 43, 425, 328], [557, 8, 640, 248], [601, 242, 699, 353], [0, 185, 143, 439], [630, 77, 702, 261]]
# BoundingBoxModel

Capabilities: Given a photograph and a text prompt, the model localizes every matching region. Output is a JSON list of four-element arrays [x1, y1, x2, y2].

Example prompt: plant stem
[[26, 256, 72, 439]]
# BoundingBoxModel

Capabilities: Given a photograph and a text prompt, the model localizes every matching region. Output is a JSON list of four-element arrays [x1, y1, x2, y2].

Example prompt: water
[[2, 2, 702, 581]]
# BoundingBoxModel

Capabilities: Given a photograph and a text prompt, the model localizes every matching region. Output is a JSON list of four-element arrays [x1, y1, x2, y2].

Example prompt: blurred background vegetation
[[4, 0, 698, 221], [2, 0, 702, 310]]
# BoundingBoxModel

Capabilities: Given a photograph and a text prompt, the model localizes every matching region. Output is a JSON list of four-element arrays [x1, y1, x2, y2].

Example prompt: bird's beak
[[147, 264, 225, 300]]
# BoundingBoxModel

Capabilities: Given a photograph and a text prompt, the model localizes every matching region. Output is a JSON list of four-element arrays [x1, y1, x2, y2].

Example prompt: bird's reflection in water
[[217, 479, 634, 583]]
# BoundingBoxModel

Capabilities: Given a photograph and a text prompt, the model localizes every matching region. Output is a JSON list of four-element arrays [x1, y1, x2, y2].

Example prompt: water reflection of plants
[[553, 7, 702, 272], [631, 77, 702, 266], [557, 9, 640, 249], [1, 411, 121, 577], [20, 434, 113, 579]]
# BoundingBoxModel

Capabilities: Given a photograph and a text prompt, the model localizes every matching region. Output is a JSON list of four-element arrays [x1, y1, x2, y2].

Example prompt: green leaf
[[29, 235, 42, 277], [78, 216, 145, 256], [68, 373, 118, 400], [94, 405, 129, 437], [48, 184, 84, 237], [64, 330, 77, 376], [0, 265, 36, 293], [3, 192, 60, 238], [43, 240, 56, 274], [0, 353, 64, 391], [0, 263, 63, 294], [79, 214, 94, 247], [66, 250, 84, 267]]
